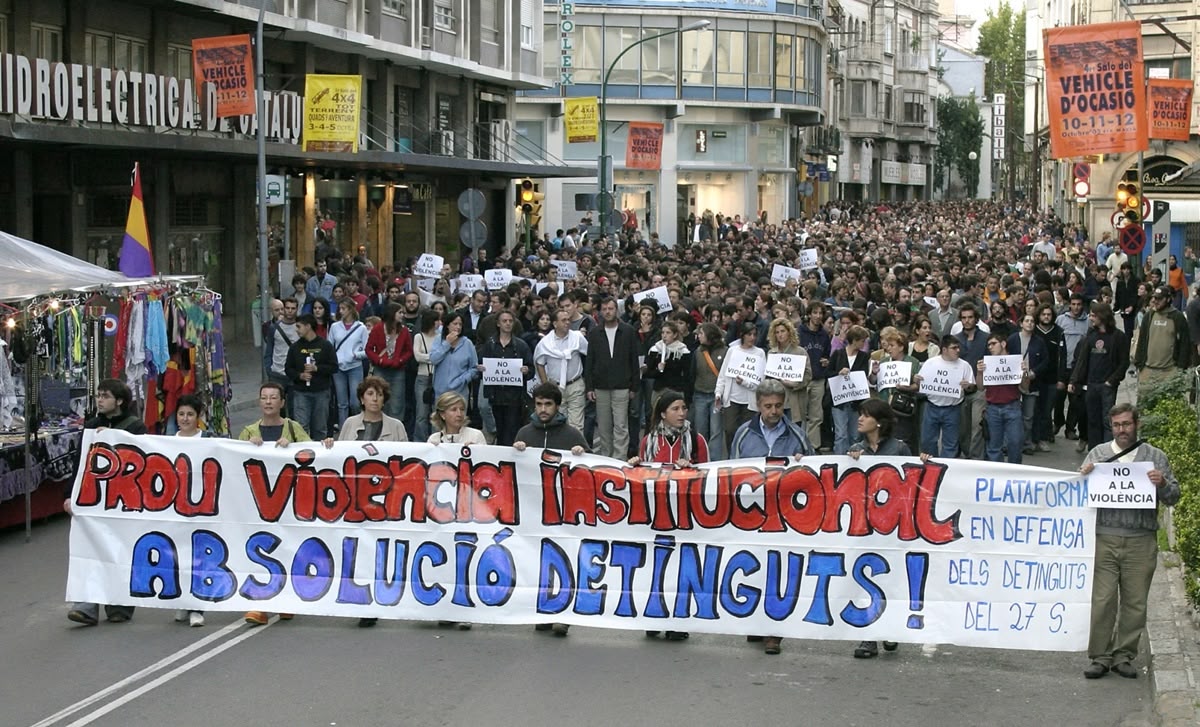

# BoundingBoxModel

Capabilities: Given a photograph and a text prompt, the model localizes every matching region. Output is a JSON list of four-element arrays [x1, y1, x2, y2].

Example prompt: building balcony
[[846, 116, 886, 138], [898, 52, 930, 73], [896, 122, 934, 144], [848, 42, 884, 63]]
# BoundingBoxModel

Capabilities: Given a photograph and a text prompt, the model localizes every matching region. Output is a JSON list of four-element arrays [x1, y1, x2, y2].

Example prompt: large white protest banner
[[877, 361, 912, 390], [828, 371, 871, 406], [482, 358, 525, 387], [413, 253, 444, 278], [67, 430, 1095, 650], [765, 353, 806, 383], [983, 355, 1023, 386], [771, 264, 802, 288], [723, 347, 764, 386], [1088, 462, 1156, 508]]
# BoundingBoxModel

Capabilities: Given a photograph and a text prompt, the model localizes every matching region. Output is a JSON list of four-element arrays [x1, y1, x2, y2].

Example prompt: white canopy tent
[[0, 231, 144, 301]]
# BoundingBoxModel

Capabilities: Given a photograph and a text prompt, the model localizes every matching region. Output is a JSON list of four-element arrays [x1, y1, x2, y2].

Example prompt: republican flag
[[119, 163, 155, 277]]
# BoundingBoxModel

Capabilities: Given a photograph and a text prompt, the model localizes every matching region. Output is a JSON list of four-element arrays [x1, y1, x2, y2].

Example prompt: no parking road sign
[[1119, 223, 1146, 256]]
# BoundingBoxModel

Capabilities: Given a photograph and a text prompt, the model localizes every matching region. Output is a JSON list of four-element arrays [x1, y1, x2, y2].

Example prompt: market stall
[[0, 231, 228, 535]]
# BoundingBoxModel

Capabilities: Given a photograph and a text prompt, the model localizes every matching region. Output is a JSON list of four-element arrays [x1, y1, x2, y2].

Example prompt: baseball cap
[[1151, 285, 1172, 299]]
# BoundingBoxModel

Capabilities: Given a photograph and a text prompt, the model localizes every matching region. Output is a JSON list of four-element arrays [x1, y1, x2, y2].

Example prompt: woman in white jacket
[[328, 299, 369, 428], [714, 322, 765, 452]]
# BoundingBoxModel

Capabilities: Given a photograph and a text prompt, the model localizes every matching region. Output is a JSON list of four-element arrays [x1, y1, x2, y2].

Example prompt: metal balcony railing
[[359, 109, 569, 167]]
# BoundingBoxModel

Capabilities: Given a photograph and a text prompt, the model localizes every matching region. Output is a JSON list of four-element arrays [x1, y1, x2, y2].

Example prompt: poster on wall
[[564, 97, 599, 143], [1043, 21, 1147, 159], [303, 74, 362, 153], [626, 122, 664, 170], [192, 35, 255, 118]]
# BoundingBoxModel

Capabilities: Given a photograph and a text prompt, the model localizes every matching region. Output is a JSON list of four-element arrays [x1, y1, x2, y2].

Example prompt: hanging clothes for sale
[[124, 298, 145, 403]]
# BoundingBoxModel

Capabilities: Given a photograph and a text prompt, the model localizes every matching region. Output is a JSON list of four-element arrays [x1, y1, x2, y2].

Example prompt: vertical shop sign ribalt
[[560, 3, 575, 87]]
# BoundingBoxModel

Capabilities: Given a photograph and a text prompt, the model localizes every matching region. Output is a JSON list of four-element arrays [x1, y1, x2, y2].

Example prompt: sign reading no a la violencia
[[303, 74, 362, 153]]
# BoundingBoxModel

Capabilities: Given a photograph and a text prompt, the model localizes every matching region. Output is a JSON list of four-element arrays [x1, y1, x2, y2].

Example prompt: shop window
[[716, 30, 745, 88], [747, 32, 771, 87], [681, 27, 715, 85], [434, 0, 456, 33], [640, 30, 677, 85], [31, 23, 62, 62]]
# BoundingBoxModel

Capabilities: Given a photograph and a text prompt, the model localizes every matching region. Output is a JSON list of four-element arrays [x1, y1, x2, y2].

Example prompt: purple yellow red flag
[[119, 163, 154, 277]]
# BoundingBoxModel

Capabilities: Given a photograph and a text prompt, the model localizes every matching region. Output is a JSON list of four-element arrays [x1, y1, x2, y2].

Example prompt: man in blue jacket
[[729, 379, 815, 657]]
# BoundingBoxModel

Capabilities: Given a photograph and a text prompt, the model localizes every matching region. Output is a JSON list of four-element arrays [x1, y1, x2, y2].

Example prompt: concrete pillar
[[12, 150, 32, 240]]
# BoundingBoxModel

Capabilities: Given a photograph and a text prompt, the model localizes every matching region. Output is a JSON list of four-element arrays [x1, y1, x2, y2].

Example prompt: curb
[[1147, 552, 1200, 726]]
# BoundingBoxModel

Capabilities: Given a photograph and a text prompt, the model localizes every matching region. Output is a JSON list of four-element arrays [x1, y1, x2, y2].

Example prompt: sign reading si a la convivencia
[[0, 53, 303, 144], [68, 430, 1098, 651]]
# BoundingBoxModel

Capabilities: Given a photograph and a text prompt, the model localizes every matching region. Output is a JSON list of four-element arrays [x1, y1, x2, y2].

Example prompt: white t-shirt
[[918, 356, 976, 407]]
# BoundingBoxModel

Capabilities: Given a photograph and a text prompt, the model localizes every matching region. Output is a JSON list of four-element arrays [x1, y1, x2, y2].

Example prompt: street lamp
[[597, 19, 711, 240]]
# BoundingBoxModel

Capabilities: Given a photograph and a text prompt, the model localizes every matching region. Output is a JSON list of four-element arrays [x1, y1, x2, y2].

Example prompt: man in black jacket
[[286, 314, 338, 439], [513, 382, 588, 636], [1069, 302, 1130, 451], [584, 296, 640, 458], [66, 379, 148, 626], [477, 310, 534, 446]]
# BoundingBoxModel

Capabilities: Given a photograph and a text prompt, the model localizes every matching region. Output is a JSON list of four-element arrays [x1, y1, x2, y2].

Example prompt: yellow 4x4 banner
[[303, 74, 361, 153]]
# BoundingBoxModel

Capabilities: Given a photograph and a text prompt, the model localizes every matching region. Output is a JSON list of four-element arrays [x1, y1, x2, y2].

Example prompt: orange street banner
[[1043, 21, 1148, 159], [192, 35, 255, 118], [303, 75, 361, 153], [1148, 78, 1193, 141], [626, 122, 663, 170]]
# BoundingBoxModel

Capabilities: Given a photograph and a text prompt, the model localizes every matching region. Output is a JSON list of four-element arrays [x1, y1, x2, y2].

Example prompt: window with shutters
[[434, 0, 456, 32], [520, 0, 537, 50]]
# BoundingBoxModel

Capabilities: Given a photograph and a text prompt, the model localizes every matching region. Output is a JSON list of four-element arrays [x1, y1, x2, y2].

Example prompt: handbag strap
[[702, 350, 719, 377]]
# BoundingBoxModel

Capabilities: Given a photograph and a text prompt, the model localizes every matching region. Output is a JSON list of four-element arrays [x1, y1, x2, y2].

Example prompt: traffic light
[[1117, 181, 1141, 223], [519, 178, 535, 213]]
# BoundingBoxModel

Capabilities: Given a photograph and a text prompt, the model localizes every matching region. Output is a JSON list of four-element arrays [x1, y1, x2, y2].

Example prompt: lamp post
[[256, 0, 270, 382], [597, 19, 710, 240]]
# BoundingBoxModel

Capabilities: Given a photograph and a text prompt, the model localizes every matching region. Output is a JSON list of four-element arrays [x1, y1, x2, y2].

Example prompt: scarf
[[650, 338, 689, 360], [534, 330, 587, 387], [643, 419, 694, 464]]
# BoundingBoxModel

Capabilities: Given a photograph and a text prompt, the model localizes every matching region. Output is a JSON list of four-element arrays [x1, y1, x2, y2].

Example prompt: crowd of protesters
[[73, 199, 1194, 667]]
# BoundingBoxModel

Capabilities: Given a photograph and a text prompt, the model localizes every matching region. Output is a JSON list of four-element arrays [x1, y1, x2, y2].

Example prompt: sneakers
[[189, 611, 205, 627], [854, 640, 880, 658], [664, 631, 689, 641], [551, 623, 570, 636], [174, 609, 189, 622], [763, 636, 783, 655], [1035, 442, 1050, 452], [1075, 441, 1087, 453]]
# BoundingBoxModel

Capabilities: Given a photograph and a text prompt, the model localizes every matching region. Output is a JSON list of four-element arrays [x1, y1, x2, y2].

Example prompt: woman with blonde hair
[[428, 391, 486, 446], [766, 317, 811, 425]]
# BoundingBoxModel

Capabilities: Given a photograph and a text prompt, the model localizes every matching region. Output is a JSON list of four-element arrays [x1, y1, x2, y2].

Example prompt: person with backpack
[[65, 378, 148, 627], [267, 297, 300, 413]]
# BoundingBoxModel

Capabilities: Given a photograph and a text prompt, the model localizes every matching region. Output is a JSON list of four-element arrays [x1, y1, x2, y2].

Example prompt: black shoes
[[1084, 661, 1109, 679], [854, 640, 879, 658], [1111, 662, 1138, 679], [67, 609, 98, 626], [358, 618, 377, 628]]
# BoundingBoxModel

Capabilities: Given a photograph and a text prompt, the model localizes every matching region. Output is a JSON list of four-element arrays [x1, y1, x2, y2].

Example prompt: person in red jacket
[[365, 303, 414, 420], [627, 388, 709, 643]]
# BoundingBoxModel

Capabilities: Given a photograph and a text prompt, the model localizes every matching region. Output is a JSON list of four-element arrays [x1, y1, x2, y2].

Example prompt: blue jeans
[[413, 374, 432, 442], [921, 403, 960, 458], [690, 391, 724, 460], [373, 366, 406, 421], [292, 388, 331, 440], [832, 403, 860, 455], [333, 366, 365, 427], [1085, 383, 1118, 450], [985, 400, 1024, 464]]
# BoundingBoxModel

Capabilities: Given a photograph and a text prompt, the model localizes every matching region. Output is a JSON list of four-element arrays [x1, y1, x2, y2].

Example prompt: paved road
[[1, 426, 1157, 727]]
